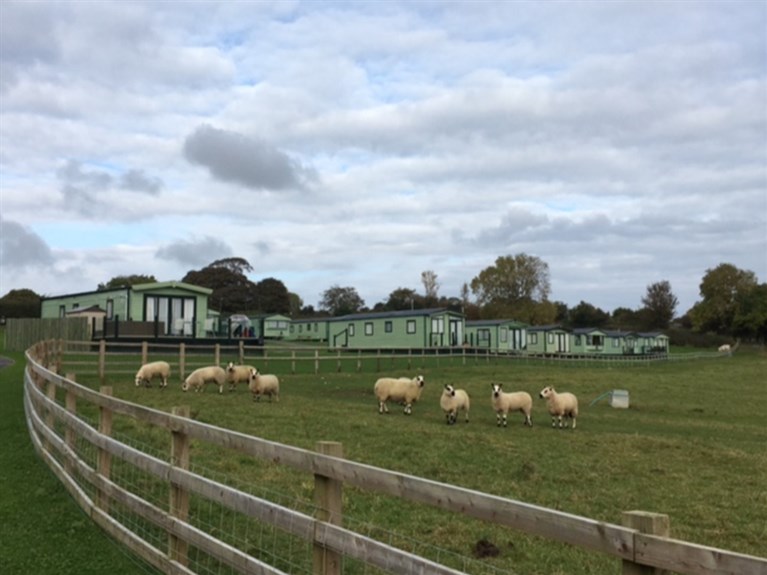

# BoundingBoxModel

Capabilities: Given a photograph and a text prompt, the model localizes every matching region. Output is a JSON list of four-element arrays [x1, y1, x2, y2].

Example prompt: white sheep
[[538, 385, 578, 429], [182, 366, 227, 394], [135, 361, 171, 388], [226, 361, 256, 392], [248, 369, 280, 402], [374, 375, 425, 415], [440, 384, 470, 425], [490, 383, 533, 427], [718, 344, 731, 353]]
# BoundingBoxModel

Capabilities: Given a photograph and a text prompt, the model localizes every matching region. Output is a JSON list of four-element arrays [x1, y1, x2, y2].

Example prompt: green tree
[[641, 280, 678, 329], [0, 288, 42, 318], [568, 301, 610, 328], [288, 292, 303, 317], [732, 283, 767, 342], [610, 307, 641, 330], [183, 259, 258, 313], [689, 263, 758, 334], [320, 285, 365, 316], [383, 287, 420, 311], [98, 274, 157, 290], [469, 253, 553, 323], [254, 277, 290, 314]]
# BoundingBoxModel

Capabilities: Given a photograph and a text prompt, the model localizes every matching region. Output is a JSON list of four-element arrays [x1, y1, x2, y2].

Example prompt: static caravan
[[327, 308, 464, 350], [465, 319, 527, 352], [636, 331, 670, 354], [287, 318, 330, 342], [41, 281, 212, 338], [526, 325, 571, 355], [570, 327, 610, 355]]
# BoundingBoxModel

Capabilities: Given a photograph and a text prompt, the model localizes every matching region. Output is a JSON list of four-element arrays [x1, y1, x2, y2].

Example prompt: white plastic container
[[610, 389, 630, 409]]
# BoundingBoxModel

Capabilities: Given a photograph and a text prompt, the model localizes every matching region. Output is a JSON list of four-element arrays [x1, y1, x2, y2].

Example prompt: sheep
[[718, 344, 731, 353], [490, 383, 533, 427], [182, 366, 227, 394], [248, 369, 280, 402], [135, 361, 171, 388], [226, 361, 257, 392], [374, 375, 425, 415], [440, 384, 470, 425], [538, 385, 578, 429]]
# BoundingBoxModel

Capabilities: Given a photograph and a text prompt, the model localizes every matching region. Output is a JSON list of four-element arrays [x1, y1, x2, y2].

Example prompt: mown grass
[[0, 345, 158, 575], [7, 336, 767, 575]]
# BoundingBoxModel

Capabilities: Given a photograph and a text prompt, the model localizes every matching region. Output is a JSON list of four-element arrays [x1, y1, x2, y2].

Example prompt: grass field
[[6, 338, 767, 575]]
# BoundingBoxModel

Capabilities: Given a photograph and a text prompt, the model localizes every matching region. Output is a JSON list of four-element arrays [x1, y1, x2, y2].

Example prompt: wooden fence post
[[622, 511, 670, 575], [314, 350, 319, 375], [239, 340, 245, 364], [98, 339, 106, 385], [336, 350, 341, 373], [169, 405, 191, 566], [214, 343, 220, 368], [97, 386, 113, 513], [356, 350, 361, 372], [314, 441, 343, 575], [141, 341, 148, 365], [179, 343, 186, 383], [64, 373, 77, 475]]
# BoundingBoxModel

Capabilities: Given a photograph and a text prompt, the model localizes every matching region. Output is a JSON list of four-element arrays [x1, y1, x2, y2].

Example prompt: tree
[[689, 263, 758, 334], [183, 259, 258, 313], [469, 253, 552, 322], [610, 307, 642, 330], [288, 292, 303, 317], [383, 287, 419, 311], [320, 285, 365, 316], [98, 274, 157, 290], [568, 301, 610, 328], [0, 288, 42, 318], [254, 277, 290, 314], [732, 283, 767, 342], [641, 280, 678, 329], [421, 270, 439, 306]]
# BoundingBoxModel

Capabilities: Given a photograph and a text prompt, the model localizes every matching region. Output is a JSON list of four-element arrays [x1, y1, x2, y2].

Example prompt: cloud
[[156, 236, 233, 267], [0, 218, 55, 269], [183, 124, 318, 191], [56, 160, 164, 218]]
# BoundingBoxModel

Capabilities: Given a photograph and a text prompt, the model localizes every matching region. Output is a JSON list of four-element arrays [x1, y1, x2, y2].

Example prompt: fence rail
[[24, 339, 764, 575]]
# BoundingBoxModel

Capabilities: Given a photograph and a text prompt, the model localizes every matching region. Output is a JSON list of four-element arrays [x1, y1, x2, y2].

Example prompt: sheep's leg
[[524, 414, 532, 426], [571, 416, 576, 430], [404, 403, 412, 415]]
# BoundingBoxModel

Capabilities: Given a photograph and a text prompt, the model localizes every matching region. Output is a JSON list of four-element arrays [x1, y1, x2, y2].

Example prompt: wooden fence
[[24, 340, 764, 575]]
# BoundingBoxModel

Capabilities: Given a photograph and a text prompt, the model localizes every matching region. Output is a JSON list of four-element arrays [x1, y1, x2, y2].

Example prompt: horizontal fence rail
[[23, 340, 763, 575]]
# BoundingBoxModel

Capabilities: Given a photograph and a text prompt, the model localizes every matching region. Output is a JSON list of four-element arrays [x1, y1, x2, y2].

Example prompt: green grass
[[6, 337, 767, 575], [0, 347, 158, 575]]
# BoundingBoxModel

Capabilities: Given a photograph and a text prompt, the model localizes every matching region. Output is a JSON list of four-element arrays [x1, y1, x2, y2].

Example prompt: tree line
[[1, 255, 764, 342]]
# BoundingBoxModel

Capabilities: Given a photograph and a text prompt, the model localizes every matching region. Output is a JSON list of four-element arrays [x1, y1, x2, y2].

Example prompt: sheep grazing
[[135, 361, 171, 388], [248, 369, 280, 402], [718, 344, 731, 353], [374, 375, 425, 415], [440, 384, 470, 425], [226, 361, 257, 392], [538, 385, 578, 429], [490, 383, 532, 427], [182, 366, 227, 394]]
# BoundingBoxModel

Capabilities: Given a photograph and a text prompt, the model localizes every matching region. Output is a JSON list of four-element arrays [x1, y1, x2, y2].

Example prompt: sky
[[1, 1, 765, 316]]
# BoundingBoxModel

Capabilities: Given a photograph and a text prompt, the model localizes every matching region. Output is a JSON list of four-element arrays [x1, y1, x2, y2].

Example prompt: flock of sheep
[[133, 360, 280, 402], [374, 374, 578, 429], [134, 361, 578, 429]]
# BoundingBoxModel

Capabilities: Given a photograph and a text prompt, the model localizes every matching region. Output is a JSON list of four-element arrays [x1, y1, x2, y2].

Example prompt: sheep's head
[[135, 375, 143, 387], [443, 384, 456, 396], [227, 361, 236, 372], [491, 383, 503, 398], [415, 375, 425, 387], [181, 380, 190, 392], [539, 386, 555, 399]]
